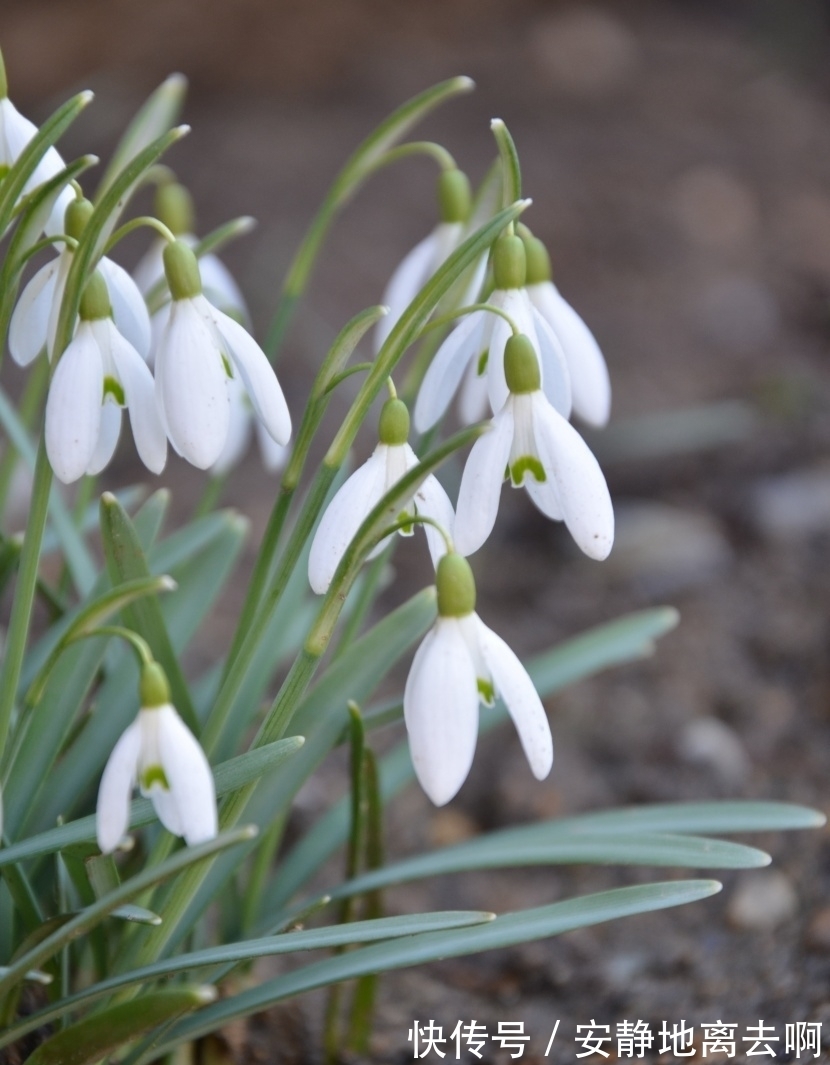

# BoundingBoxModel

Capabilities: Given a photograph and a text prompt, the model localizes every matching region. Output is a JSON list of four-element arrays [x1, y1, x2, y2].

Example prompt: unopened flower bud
[[78, 271, 112, 322], [163, 239, 202, 300], [436, 552, 476, 618], [504, 333, 541, 394], [438, 168, 471, 224], [140, 661, 172, 709], [492, 231, 526, 290], [378, 397, 410, 446], [65, 197, 94, 241]]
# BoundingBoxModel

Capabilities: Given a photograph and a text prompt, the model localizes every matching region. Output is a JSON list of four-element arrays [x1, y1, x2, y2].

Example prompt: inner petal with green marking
[[140, 764, 170, 791], [103, 376, 125, 406], [510, 455, 546, 486], [477, 677, 495, 705]]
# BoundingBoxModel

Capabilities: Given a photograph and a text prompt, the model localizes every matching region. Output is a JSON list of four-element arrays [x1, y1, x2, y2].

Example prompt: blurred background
[[3, 0, 830, 1060]]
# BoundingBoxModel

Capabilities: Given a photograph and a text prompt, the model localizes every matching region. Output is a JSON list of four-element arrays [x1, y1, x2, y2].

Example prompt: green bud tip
[[79, 272, 112, 322], [522, 233, 552, 285], [140, 661, 171, 708], [504, 333, 541, 394], [64, 197, 94, 241], [492, 232, 526, 290], [163, 239, 202, 300], [0, 47, 7, 99], [155, 181, 195, 237], [436, 552, 476, 618], [438, 168, 471, 224], [378, 397, 410, 446]]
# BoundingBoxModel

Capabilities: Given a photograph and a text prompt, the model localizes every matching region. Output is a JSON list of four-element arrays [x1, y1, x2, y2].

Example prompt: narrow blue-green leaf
[[0, 738, 302, 869], [554, 800, 827, 835], [156, 881, 722, 1053]]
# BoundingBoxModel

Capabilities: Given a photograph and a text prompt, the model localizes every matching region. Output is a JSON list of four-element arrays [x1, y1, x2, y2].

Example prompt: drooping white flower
[[522, 228, 611, 428], [44, 271, 166, 484], [96, 662, 217, 854], [404, 552, 553, 806], [308, 396, 454, 594], [211, 371, 289, 477], [154, 240, 291, 470], [9, 198, 152, 366], [414, 230, 571, 433], [374, 167, 486, 353], [454, 333, 614, 560]]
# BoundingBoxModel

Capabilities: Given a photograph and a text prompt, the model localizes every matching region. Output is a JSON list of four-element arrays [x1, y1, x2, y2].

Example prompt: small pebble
[[677, 717, 750, 784], [727, 870, 798, 931]]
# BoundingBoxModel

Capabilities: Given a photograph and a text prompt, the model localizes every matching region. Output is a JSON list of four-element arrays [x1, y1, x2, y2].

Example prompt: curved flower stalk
[[154, 239, 291, 470], [405, 552, 553, 805], [9, 197, 152, 366], [96, 660, 217, 853], [308, 395, 454, 594], [44, 271, 166, 483], [413, 229, 571, 432], [521, 226, 611, 428], [455, 333, 614, 560], [374, 167, 486, 354]]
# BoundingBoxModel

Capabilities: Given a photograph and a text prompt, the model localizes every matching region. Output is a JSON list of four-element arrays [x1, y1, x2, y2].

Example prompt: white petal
[[0, 98, 37, 166], [484, 289, 536, 415], [408, 441, 455, 568], [307, 446, 388, 594], [211, 376, 253, 476], [45, 250, 73, 359], [106, 320, 167, 474], [150, 786, 183, 837], [45, 326, 103, 484], [254, 417, 289, 473], [531, 305, 572, 419], [9, 258, 59, 366], [209, 302, 291, 446], [375, 228, 442, 354], [454, 405, 514, 557], [457, 356, 491, 425], [510, 392, 564, 520], [132, 237, 166, 297], [461, 251, 488, 307], [96, 720, 141, 854], [86, 400, 121, 476], [199, 252, 249, 322], [43, 181, 75, 241], [98, 257, 152, 360], [404, 618, 480, 805], [532, 394, 614, 560], [155, 299, 230, 469], [476, 616, 553, 780], [156, 705, 218, 846], [413, 310, 487, 433]]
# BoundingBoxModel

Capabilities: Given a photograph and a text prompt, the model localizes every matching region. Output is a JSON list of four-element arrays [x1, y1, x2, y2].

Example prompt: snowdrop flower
[[9, 197, 152, 366], [97, 661, 217, 853], [405, 552, 553, 805], [414, 229, 571, 433], [374, 168, 486, 353], [455, 333, 614, 560], [521, 227, 611, 428], [308, 395, 454, 594], [211, 371, 288, 476], [44, 271, 166, 483], [0, 51, 77, 238], [154, 239, 291, 469]]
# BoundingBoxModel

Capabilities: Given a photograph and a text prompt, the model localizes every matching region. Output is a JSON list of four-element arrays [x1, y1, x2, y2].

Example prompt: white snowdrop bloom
[[414, 230, 571, 433], [454, 333, 614, 560], [154, 240, 291, 470], [522, 228, 611, 428], [308, 396, 454, 595], [210, 372, 288, 477], [44, 272, 166, 484], [9, 198, 152, 366], [96, 662, 217, 854], [374, 168, 486, 353], [404, 552, 553, 806]]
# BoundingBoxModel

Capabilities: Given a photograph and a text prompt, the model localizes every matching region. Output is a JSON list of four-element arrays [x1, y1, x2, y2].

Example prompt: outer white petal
[[531, 305, 572, 419], [98, 257, 152, 360], [45, 250, 73, 359], [45, 326, 103, 484], [307, 446, 388, 594], [413, 311, 486, 433], [200, 252, 249, 321], [43, 176, 75, 240], [457, 355, 491, 425], [150, 786, 183, 837], [403, 443, 455, 567], [86, 400, 121, 476], [208, 302, 291, 446], [454, 405, 514, 557], [105, 320, 167, 474], [156, 705, 218, 846], [0, 98, 37, 165], [211, 376, 253, 476], [404, 618, 480, 805], [155, 298, 230, 469], [9, 258, 59, 366], [530, 281, 611, 428], [511, 392, 564, 521], [375, 229, 441, 353], [96, 720, 141, 854], [147, 303, 170, 371], [133, 237, 166, 297], [475, 616, 553, 780], [532, 394, 614, 560], [254, 417, 289, 473]]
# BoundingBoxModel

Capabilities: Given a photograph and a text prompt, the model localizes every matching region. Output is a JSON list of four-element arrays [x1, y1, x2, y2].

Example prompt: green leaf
[[96, 73, 187, 200], [0, 738, 302, 869], [25, 986, 214, 1065], [547, 800, 827, 835], [154, 882, 722, 1055], [490, 118, 521, 206], [0, 911, 492, 1048]]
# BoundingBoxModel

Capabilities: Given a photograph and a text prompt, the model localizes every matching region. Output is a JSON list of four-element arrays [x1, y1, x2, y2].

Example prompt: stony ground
[[4, 0, 830, 1061]]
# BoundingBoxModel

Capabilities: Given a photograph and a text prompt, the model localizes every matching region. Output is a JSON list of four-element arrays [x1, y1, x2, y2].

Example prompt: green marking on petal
[[397, 509, 415, 536], [510, 455, 546, 486], [140, 765, 170, 791], [221, 353, 233, 379], [477, 678, 495, 705], [476, 348, 489, 376], [103, 376, 125, 406]]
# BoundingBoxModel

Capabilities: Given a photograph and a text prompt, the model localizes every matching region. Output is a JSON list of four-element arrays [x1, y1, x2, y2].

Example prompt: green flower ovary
[[140, 764, 170, 791], [510, 455, 546, 486]]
